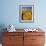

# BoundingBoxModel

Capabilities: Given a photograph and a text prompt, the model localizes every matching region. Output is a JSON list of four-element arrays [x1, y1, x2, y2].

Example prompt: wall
[[0, 0, 46, 30]]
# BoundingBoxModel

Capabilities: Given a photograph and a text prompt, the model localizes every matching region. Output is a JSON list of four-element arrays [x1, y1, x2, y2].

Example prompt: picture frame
[[19, 5, 34, 23]]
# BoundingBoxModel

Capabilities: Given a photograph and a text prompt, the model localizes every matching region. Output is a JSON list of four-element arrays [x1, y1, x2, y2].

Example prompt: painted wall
[[0, 0, 46, 30]]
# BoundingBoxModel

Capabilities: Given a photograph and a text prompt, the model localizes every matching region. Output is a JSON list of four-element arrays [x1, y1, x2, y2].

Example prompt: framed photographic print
[[19, 5, 34, 23]]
